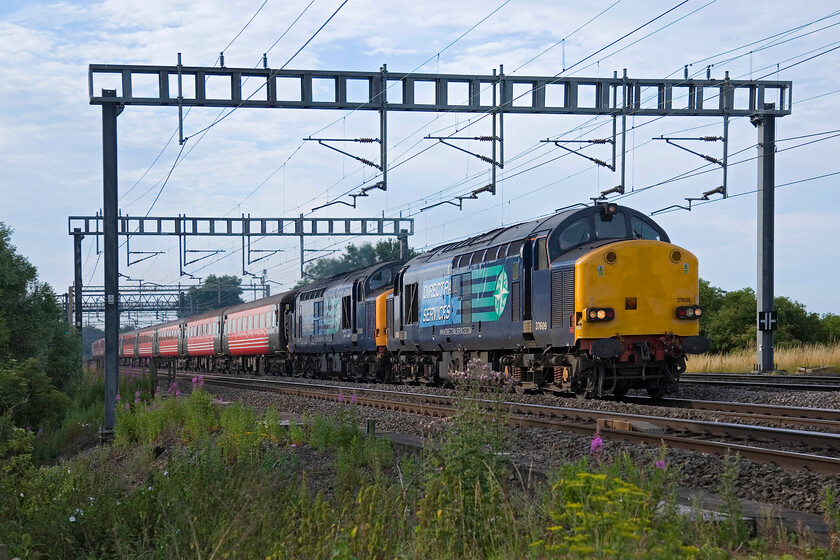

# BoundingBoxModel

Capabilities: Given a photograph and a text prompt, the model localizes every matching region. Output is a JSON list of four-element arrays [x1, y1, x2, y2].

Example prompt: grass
[[686, 342, 840, 373], [3, 362, 839, 558]]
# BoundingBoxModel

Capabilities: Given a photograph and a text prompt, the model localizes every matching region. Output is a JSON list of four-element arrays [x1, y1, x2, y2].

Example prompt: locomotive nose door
[[352, 279, 363, 344], [522, 239, 533, 338], [522, 234, 550, 341]]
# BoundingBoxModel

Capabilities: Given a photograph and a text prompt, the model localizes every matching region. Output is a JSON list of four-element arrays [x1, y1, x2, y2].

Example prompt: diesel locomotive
[[95, 203, 709, 398]]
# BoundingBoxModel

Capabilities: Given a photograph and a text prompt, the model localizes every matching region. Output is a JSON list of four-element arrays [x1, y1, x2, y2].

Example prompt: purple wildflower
[[590, 431, 603, 455], [655, 460, 666, 470], [350, 393, 357, 404], [338, 393, 344, 403], [175, 389, 181, 398], [115, 393, 120, 402], [198, 374, 204, 386], [125, 402, 130, 411]]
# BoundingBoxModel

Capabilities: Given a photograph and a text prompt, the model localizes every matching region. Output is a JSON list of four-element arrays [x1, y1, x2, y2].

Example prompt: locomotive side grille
[[365, 302, 376, 335], [511, 281, 520, 321], [386, 299, 394, 336], [563, 267, 574, 321], [551, 267, 575, 327], [551, 270, 563, 327]]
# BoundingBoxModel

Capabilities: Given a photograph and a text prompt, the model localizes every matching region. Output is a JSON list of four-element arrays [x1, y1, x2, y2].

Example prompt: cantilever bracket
[[426, 135, 503, 168], [651, 186, 726, 215], [306, 137, 383, 171], [311, 181, 386, 212], [420, 184, 494, 213], [542, 139, 616, 171], [654, 136, 724, 166]]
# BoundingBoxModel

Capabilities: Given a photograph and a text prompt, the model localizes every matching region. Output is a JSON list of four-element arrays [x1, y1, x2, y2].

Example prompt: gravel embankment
[[182, 376, 840, 516]]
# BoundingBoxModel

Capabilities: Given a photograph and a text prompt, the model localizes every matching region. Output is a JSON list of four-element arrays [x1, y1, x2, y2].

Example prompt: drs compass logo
[[494, 269, 509, 317]]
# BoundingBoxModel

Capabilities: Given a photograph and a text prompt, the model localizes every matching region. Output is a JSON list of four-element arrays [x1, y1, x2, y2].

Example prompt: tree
[[773, 296, 824, 347], [699, 278, 831, 352], [298, 239, 417, 287], [701, 287, 757, 353], [81, 326, 104, 359], [822, 314, 840, 342], [177, 274, 244, 318], [0, 223, 81, 391]]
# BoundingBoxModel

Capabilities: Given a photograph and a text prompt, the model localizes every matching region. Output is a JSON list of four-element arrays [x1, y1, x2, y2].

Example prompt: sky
[[2, 0, 839, 327]]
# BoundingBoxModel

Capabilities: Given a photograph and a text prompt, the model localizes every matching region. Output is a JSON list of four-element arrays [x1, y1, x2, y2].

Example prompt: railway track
[[618, 396, 840, 429], [181, 372, 840, 474], [680, 372, 840, 392]]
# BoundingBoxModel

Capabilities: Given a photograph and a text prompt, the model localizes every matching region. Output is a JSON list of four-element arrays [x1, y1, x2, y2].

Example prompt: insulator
[[702, 136, 720, 142], [703, 155, 721, 164], [479, 155, 495, 164], [593, 158, 608, 168], [357, 138, 376, 143], [477, 136, 493, 141], [591, 139, 608, 144], [359, 158, 376, 167]]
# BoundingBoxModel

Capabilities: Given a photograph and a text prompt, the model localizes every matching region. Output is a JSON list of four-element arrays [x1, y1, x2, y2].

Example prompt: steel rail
[[620, 396, 840, 420], [679, 379, 840, 392]]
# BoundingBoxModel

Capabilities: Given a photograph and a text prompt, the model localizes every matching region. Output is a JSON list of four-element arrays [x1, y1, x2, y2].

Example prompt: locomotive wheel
[[645, 381, 665, 399], [612, 384, 630, 398]]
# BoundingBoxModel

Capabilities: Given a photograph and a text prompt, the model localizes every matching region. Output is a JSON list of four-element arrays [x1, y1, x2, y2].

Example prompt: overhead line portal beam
[[89, 64, 791, 117], [69, 215, 414, 237]]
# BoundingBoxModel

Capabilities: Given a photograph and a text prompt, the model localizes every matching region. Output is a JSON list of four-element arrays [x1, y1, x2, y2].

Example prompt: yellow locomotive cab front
[[575, 240, 701, 341]]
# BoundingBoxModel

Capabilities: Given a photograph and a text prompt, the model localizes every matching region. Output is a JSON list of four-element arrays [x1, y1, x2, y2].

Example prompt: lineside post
[[752, 103, 776, 372], [73, 228, 84, 331], [399, 229, 408, 261], [101, 89, 121, 443]]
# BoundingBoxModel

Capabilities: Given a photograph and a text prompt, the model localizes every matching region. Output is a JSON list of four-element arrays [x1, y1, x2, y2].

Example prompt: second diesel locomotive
[[97, 203, 709, 398]]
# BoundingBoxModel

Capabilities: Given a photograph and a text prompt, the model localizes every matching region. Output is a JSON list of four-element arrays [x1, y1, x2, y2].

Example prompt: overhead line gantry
[[87, 59, 791, 441]]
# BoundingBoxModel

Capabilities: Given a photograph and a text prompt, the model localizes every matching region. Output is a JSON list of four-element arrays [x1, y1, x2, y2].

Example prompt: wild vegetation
[[694, 279, 840, 372], [2, 366, 839, 559]]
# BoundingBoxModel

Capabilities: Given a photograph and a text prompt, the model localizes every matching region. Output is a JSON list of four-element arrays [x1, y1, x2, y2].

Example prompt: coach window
[[595, 211, 627, 239]]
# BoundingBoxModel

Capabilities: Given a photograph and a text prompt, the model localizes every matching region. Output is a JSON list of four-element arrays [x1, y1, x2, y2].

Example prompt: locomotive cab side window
[[630, 215, 662, 240], [558, 217, 591, 251], [404, 283, 419, 324], [368, 267, 392, 292], [535, 238, 548, 270]]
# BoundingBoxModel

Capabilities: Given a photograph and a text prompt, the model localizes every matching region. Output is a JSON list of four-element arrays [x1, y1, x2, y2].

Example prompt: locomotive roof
[[408, 204, 665, 264], [298, 259, 403, 295]]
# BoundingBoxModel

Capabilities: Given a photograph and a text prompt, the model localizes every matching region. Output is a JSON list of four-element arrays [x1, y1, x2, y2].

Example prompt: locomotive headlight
[[585, 307, 615, 322], [676, 305, 702, 320]]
